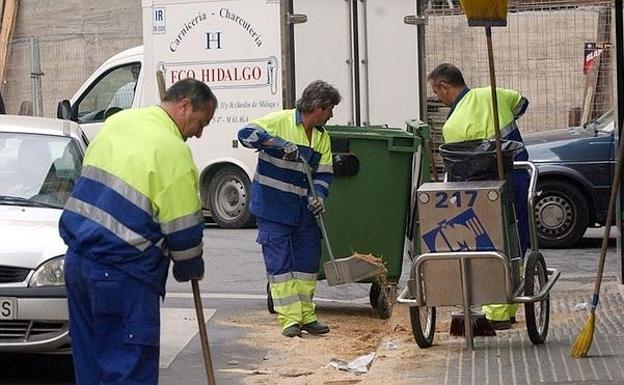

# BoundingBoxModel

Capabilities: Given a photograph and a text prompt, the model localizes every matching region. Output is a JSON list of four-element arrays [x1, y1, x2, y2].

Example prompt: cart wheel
[[524, 251, 550, 345], [266, 282, 276, 314], [370, 283, 395, 319], [409, 306, 436, 348]]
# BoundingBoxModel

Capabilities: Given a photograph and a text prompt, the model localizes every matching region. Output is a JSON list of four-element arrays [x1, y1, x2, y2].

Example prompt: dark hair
[[296, 80, 341, 113], [427, 63, 466, 88], [163, 78, 217, 110]]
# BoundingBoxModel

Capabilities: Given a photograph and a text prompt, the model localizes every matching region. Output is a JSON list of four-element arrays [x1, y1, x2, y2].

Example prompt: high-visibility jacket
[[59, 106, 204, 295], [238, 109, 333, 225], [443, 87, 529, 160], [443, 87, 530, 322]]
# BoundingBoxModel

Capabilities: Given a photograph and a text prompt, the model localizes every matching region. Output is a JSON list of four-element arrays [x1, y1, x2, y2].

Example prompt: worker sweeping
[[428, 63, 530, 330], [59, 78, 217, 385], [238, 80, 341, 337]]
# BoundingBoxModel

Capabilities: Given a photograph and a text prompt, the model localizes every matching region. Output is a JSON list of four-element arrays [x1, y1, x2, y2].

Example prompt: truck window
[[74, 63, 141, 124]]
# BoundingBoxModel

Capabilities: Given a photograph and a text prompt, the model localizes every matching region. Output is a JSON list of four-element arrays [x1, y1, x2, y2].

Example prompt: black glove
[[173, 256, 205, 282]]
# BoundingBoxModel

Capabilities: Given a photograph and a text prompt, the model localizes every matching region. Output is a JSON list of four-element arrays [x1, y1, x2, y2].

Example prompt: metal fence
[[424, 0, 614, 132], [424, 0, 615, 173]]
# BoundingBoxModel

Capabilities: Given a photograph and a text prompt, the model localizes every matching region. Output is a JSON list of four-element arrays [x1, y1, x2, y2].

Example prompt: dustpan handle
[[300, 157, 341, 280]]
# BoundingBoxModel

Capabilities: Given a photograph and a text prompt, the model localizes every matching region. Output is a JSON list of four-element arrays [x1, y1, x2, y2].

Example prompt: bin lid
[[327, 125, 421, 153]]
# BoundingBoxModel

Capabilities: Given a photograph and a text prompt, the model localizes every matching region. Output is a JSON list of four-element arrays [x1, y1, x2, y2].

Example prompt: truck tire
[[535, 180, 588, 248], [207, 167, 255, 228]]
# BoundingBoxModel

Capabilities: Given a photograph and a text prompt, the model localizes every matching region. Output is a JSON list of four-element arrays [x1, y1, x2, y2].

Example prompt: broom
[[450, 310, 497, 337], [570, 108, 624, 358], [447, 0, 510, 340]]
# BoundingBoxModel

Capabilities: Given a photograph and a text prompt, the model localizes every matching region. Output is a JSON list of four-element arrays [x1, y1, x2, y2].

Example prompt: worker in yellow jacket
[[238, 80, 341, 337], [428, 63, 530, 330], [59, 78, 217, 385]]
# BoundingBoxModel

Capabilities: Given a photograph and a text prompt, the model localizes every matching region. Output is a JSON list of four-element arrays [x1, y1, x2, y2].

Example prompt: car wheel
[[534, 179, 589, 248], [207, 167, 255, 228]]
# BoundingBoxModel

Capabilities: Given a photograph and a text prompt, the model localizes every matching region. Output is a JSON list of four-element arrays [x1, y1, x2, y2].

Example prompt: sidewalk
[[363, 273, 624, 385]]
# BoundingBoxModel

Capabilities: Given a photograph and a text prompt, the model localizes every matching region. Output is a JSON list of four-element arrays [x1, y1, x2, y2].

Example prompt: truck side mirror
[[57, 100, 73, 120]]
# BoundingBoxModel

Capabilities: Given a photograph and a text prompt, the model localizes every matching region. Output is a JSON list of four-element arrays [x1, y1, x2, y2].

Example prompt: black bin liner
[[440, 139, 524, 182]]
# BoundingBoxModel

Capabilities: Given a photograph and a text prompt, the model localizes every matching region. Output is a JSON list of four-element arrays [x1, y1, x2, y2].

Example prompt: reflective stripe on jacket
[[59, 106, 204, 294], [238, 109, 333, 225], [443, 87, 529, 143]]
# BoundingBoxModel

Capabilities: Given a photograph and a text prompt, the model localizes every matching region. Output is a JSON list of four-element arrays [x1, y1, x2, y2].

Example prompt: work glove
[[172, 255, 205, 282], [307, 196, 325, 216], [282, 141, 299, 161], [264, 137, 299, 161]]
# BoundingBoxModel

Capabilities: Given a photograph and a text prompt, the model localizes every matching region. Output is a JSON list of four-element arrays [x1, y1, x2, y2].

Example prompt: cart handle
[[513, 161, 539, 254]]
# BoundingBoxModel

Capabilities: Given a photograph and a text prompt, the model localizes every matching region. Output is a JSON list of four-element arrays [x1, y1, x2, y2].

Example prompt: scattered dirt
[[217, 303, 451, 385]]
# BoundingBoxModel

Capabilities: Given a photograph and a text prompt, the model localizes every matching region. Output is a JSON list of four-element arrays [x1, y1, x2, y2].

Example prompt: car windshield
[[0, 132, 82, 209]]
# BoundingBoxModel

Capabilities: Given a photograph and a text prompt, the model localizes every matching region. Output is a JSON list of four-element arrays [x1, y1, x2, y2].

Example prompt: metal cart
[[397, 161, 561, 349]]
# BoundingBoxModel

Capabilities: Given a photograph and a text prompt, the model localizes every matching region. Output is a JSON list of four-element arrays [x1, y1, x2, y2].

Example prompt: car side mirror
[[57, 100, 76, 121]]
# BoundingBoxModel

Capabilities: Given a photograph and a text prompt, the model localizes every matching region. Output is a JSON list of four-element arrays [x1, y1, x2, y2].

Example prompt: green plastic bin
[[319, 122, 428, 316]]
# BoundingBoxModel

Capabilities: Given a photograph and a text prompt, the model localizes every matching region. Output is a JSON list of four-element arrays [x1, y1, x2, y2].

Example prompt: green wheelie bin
[[318, 121, 430, 318]]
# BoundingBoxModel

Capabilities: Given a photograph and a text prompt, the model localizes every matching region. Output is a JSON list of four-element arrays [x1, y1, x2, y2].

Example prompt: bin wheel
[[524, 251, 550, 345], [409, 306, 436, 348], [370, 283, 395, 320], [266, 282, 276, 314]]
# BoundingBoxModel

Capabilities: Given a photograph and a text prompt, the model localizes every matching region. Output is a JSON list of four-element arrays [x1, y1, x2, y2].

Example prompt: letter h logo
[[206, 32, 222, 49]]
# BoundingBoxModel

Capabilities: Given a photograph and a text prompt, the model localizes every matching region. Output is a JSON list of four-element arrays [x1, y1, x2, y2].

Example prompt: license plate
[[0, 297, 16, 320]]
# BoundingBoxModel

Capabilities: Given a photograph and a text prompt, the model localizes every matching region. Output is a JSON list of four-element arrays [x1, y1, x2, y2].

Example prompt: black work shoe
[[489, 319, 512, 330], [282, 324, 302, 338], [302, 321, 330, 335]]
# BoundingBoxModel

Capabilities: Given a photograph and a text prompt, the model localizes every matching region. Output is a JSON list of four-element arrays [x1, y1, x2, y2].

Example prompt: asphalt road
[[0, 225, 621, 384]]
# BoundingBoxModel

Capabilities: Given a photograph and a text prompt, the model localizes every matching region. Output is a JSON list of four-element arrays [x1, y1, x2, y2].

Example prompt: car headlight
[[30, 256, 65, 287]]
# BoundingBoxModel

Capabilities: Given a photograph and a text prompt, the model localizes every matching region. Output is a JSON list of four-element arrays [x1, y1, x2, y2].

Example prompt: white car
[[0, 115, 87, 352]]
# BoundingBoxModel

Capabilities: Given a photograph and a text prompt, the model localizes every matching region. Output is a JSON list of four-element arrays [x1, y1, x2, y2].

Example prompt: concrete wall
[[3, 0, 142, 116]]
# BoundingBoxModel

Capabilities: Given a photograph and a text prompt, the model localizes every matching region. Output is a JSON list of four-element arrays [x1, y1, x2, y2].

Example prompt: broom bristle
[[571, 313, 595, 358], [459, 0, 509, 27], [449, 311, 497, 337]]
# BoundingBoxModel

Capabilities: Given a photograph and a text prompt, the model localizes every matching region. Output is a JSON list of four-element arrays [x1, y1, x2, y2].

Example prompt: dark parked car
[[525, 111, 615, 248]]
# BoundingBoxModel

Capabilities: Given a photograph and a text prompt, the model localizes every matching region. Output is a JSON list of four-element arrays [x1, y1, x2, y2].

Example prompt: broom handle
[[156, 72, 216, 384], [192, 279, 217, 385], [301, 157, 341, 281], [485, 26, 505, 180], [592, 119, 624, 310]]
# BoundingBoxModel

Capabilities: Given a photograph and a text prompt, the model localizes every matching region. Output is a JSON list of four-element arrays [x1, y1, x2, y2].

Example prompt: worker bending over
[[238, 80, 341, 337], [428, 63, 530, 330], [60, 79, 217, 384]]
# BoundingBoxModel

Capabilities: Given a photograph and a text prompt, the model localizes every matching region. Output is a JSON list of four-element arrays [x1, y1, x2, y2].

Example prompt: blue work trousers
[[64, 250, 160, 385], [256, 210, 321, 328]]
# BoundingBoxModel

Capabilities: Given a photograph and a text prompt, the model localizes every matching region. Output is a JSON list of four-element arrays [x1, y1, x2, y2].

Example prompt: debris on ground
[[329, 352, 376, 374]]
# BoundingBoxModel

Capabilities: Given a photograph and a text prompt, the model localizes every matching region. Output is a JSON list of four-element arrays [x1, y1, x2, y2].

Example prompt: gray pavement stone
[[395, 275, 624, 385]]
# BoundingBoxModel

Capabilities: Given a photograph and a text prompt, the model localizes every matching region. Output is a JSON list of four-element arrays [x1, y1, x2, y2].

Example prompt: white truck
[[58, 0, 424, 228]]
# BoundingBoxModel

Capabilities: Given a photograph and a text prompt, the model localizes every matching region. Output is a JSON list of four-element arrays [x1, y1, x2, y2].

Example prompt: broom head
[[459, 0, 509, 27], [570, 312, 595, 358]]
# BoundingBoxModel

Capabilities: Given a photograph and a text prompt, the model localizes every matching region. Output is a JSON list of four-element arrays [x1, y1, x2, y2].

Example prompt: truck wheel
[[535, 180, 588, 248], [207, 167, 255, 228]]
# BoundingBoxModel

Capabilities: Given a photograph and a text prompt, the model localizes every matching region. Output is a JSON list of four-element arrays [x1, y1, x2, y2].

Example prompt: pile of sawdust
[[217, 303, 448, 385]]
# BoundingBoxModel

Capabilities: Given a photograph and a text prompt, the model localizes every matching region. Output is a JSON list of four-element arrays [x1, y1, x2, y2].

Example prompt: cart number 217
[[435, 191, 477, 208]]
